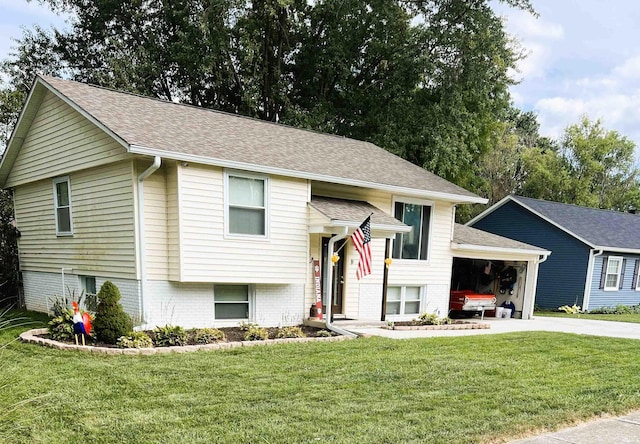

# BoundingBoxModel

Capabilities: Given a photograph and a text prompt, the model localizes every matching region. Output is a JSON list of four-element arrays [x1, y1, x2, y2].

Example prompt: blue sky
[[1, 0, 640, 150]]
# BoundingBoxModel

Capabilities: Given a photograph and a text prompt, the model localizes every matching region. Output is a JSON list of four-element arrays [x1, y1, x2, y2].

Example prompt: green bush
[[589, 304, 640, 315], [190, 328, 225, 344], [92, 281, 133, 344], [117, 331, 153, 349], [47, 309, 74, 342], [316, 329, 333, 337], [153, 325, 187, 347], [418, 312, 439, 325], [275, 326, 306, 339], [244, 325, 269, 341]]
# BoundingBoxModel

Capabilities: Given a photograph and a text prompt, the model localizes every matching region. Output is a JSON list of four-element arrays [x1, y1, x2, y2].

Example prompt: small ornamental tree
[[92, 281, 133, 344]]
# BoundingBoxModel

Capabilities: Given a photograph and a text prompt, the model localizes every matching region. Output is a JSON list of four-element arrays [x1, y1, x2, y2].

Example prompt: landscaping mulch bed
[[385, 320, 490, 330]]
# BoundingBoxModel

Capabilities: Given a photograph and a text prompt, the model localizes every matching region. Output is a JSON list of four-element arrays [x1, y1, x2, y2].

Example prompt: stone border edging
[[386, 323, 490, 331], [19, 328, 352, 355]]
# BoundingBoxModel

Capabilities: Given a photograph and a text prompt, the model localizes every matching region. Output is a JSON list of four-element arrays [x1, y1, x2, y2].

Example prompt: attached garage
[[450, 224, 551, 319]]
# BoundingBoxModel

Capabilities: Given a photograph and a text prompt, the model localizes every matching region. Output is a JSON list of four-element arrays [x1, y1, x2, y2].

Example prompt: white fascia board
[[594, 246, 640, 255], [329, 219, 412, 233], [129, 145, 487, 204], [0, 78, 44, 187], [451, 242, 551, 258]]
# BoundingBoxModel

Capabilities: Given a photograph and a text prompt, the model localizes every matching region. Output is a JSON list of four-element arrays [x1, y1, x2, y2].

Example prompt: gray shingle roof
[[512, 196, 640, 250], [38, 76, 481, 202], [309, 196, 406, 227], [453, 223, 546, 252]]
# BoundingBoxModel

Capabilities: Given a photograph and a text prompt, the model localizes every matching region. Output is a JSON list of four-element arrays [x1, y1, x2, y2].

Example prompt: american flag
[[351, 216, 372, 280]]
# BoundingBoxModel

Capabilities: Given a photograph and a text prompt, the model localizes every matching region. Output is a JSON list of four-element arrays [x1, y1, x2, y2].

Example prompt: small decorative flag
[[351, 216, 372, 280]]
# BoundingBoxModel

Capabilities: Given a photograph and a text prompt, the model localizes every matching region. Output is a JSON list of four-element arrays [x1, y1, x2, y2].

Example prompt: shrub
[[316, 329, 333, 337], [92, 281, 133, 344], [275, 326, 306, 339], [117, 331, 153, 349], [558, 304, 582, 314], [153, 325, 187, 347], [238, 321, 258, 331], [47, 309, 75, 342], [190, 328, 225, 344], [418, 312, 440, 325], [244, 325, 269, 341]]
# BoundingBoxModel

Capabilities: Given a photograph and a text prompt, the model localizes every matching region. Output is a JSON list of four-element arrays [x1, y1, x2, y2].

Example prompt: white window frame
[[53, 176, 73, 236], [213, 284, 254, 325], [391, 196, 433, 262], [224, 170, 269, 239], [635, 259, 640, 291], [81, 276, 97, 296], [604, 256, 623, 291], [385, 286, 424, 317]]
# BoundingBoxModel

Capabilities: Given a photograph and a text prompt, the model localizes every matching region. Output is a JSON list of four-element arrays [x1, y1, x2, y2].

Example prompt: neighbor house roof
[[452, 223, 549, 256], [470, 195, 640, 252], [0, 76, 485, 204]]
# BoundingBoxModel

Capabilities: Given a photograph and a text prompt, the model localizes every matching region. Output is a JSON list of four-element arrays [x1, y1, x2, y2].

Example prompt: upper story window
[[225, 171, 268, 237], [604, 256, 624, 291], [53, 176, 73, 236], [392, 200, 432, 260]]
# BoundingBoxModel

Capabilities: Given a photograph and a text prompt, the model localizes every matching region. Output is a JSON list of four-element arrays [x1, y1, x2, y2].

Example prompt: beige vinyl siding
[[13, 160, 137, 279], [179, 165, 309, 283], [6, 91, 130, 187], [311, 182, 392, 213], [142, 162, 169, 279], [167, 162, 181, 281]]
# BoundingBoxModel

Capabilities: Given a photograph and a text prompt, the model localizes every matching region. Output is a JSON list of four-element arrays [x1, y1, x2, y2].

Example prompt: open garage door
[[451, 224, 551, 320]]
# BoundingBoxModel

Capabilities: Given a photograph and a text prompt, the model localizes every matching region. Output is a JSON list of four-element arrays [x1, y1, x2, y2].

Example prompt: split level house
[[0, 76, 550, 329], [470, 195, 640, 311]]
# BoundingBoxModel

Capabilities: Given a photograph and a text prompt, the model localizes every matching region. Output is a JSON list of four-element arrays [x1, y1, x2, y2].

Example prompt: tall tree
[[521, 116, 640, 211]]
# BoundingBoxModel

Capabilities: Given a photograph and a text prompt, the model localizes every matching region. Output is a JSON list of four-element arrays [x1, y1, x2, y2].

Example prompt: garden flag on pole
[[351, 215, 372, 280]]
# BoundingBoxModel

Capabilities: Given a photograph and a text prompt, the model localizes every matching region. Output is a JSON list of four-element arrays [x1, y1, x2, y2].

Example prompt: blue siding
[[589, 255, 640, 309], [472, 201, 591, 308]]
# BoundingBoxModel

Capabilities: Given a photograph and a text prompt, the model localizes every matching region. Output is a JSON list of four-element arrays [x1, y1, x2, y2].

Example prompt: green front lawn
[[535, 310, 640, 324], [2, 311, 640, 443]]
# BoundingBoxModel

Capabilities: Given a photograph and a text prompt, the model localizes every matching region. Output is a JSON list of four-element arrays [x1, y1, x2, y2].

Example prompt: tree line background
[[0, 0, 639, 297]]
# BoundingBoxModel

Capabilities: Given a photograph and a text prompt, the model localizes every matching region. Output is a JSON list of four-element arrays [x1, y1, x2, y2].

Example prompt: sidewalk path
[[349, 316, 640, 340], [509, 410, 640, 443]]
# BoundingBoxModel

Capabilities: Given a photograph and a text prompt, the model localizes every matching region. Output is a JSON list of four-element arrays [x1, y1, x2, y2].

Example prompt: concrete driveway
[[349, 316, 640, 340]]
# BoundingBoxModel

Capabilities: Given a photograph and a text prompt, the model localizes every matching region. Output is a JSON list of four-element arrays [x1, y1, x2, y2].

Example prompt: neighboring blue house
[[469, 195, 640, 311]]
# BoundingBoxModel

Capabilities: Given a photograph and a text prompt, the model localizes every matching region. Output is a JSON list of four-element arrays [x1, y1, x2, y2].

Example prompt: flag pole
[[334, 212, 374, 256]]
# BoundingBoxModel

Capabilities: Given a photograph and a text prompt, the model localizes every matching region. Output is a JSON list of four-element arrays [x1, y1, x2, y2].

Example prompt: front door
[[322, 237, 345, 316]]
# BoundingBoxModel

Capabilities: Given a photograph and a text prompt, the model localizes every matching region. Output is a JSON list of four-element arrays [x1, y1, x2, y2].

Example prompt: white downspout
[[324, 228, 357, 338], [137, 156, 161, 328], [58, 267, 73, 313], [583, 249, 603, 311]]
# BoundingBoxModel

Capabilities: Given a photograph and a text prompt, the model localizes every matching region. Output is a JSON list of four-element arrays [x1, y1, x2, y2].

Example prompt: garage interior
[[450, 258, 528, 319]]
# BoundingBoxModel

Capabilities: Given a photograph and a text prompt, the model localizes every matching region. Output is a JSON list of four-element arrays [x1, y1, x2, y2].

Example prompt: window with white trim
[[386, 286, 422, 316], [392, 201, 431, 260], [82, 276, 97, 296], [53, 176, 73, 235], [225, 172, 268, 236], [604, 256, 623, 291], [214, 285, 250, 320]]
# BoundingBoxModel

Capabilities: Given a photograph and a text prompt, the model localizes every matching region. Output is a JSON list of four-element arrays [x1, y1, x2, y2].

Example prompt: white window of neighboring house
[[225, 171, 268, 237], [386, 286, 422, 316], [214, 285, 250, 320], [604, 256, 623, 291], [392, 200, 432, 260], [53, 176, 73, 236]]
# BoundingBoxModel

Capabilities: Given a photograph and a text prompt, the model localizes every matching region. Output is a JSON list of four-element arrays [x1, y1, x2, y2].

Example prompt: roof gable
[[1, 76, 484, 203], [472, 195, 640, 251]]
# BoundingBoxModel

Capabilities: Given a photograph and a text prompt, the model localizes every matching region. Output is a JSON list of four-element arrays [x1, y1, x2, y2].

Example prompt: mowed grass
[[2, 311, 640, 443], [536, 310, 640, 324]]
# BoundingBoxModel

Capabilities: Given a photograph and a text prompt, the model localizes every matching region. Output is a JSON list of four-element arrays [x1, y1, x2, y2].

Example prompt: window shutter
[[632, 260, 640, 289], [599, 257, 608, 289], [419, 205, 431, 261], [619, 258, 627, 289]]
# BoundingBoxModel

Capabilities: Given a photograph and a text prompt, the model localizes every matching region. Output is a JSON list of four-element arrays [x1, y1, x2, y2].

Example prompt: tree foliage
[[520, 116, 640, 212]]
